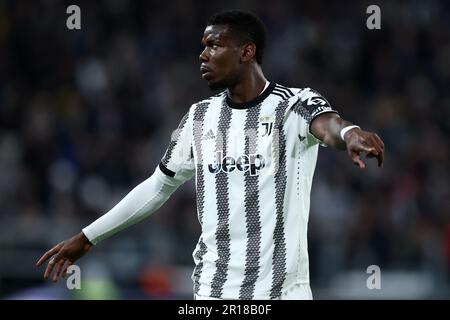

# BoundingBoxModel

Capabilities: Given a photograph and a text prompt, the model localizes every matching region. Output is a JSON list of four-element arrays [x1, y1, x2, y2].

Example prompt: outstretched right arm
[[36, 165, 192, 282], [82, 165, 191, 244], [36, 108, 196, 282]]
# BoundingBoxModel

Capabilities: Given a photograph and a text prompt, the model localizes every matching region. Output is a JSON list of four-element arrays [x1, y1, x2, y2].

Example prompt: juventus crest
[[260, 115, 275, 137]]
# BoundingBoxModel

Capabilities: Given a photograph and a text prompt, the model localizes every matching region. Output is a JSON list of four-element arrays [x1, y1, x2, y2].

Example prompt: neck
[[227, 65, 267, 104]]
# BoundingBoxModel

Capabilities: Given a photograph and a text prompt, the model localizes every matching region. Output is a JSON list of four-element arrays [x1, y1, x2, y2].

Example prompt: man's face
[[199, 25, 243, 90]]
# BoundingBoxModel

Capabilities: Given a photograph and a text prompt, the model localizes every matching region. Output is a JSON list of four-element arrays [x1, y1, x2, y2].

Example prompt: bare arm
[[310, 113, 385, 169]]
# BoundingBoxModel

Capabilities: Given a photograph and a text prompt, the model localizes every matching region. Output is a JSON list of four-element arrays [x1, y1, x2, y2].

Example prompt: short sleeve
[[159, 108, 195, 183], [291, 88, 338, 146]]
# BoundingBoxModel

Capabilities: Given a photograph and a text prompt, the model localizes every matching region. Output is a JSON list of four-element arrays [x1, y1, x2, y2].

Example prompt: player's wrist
[[78, 231, 94, 247], [340, 125, 360, 141]]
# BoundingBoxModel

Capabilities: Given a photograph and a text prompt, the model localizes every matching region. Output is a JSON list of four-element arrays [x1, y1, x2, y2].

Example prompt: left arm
[[310, 113, 385, 169]]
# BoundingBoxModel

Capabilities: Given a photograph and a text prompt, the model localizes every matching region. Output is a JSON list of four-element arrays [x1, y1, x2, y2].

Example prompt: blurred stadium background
[[0, 0, 449, 299]]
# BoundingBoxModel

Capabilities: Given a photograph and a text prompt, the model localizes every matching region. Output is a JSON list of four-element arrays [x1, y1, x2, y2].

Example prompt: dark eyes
[[202, 42, 220, 49]]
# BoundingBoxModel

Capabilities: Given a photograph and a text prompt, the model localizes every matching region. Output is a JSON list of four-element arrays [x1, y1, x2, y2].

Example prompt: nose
[[199, 47, 208, 63]]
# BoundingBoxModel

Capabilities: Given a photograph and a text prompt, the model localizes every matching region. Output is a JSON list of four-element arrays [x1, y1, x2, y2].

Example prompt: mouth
[[200, 65, 213, 80]]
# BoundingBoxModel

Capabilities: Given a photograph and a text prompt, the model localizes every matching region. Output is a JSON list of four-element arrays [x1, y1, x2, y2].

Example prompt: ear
[[240, 43, 256, 63]]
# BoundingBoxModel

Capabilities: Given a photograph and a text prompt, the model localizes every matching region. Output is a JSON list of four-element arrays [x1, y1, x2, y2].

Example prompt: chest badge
[[259, 115, 275, 137]]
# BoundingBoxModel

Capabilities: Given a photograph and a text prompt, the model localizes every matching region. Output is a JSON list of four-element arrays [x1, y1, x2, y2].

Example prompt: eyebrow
[[202, 35, 221, 45]]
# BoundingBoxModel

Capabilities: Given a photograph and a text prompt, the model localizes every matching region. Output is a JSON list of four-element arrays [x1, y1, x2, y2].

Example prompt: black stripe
[[270, 99, 289, 299], [193, 239, 207, 294], [274, 88, 294, 100], [193, 102, 210, 224], [161, 112, 189, 166], [272, 91, 288, 100], [191, 101, 210, 295], [158, 162, 175, 177], [210, 102, 233, 298], [239, 104, 263, 300], [272, 88, 290, 100], [275, 84, 294, 96]]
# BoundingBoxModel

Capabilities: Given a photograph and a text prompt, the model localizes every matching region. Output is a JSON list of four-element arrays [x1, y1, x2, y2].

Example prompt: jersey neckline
[[225, 81, 276, 110]]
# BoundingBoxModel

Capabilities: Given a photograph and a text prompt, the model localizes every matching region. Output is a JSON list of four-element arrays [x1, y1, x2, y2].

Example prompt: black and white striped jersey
[[159, 81, 338, 299]]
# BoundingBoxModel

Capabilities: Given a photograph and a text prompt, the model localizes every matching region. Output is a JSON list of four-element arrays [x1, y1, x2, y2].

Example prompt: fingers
[[373, 133, 385, 149], [372, 134, 385, 167], [43, 253, 60, 279], [62, 261, 74, 278], [36, 243, 62, 267], [357, 141, 377, 155], [356, 134, 385, 168], [43, 260, 54, 280], [347, 131, 385, 169], [350, 151, 366, 169], [373, 144, 384, 168], [37, 240, 80, 282], [53, 259, 67, 283], [364, 135, 384, 167]]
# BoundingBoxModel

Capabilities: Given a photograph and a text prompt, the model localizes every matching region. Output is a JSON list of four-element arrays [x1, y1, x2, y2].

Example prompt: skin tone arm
[[310, 113, 385, 169]]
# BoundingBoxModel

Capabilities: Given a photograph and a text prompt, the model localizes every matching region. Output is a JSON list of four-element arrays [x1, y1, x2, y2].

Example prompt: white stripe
[[223, 110, 247, 299]]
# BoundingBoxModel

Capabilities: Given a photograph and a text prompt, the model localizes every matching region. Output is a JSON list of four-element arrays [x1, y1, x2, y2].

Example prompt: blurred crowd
[[0, 0, 449, 298]]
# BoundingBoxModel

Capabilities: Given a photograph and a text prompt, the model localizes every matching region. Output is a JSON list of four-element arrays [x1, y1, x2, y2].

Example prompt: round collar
[[225, 81, 276, 109]]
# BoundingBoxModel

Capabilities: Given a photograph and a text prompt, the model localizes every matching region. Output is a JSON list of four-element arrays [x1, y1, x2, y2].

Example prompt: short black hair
[[207, 10, 267, 65]]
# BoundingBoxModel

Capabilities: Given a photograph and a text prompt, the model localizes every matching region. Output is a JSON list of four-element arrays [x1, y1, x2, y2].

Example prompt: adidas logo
[[202, 129, 216, 140]]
